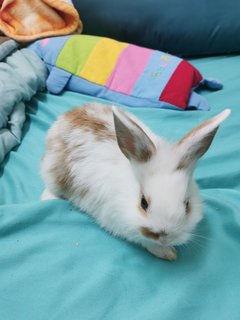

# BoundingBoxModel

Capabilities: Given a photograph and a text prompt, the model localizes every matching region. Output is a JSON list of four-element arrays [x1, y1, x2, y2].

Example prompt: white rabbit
[[41, 102, 230, 261]]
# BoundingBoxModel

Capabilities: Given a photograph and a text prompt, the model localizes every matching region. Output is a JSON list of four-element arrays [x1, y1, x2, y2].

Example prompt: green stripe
[[56, 35, 101, 75]]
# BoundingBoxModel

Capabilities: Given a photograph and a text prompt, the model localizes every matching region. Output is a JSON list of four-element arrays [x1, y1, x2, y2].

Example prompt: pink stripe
[[106, 44, 153, 95]]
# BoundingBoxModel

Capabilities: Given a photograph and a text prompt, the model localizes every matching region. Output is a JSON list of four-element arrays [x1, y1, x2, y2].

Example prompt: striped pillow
[[29, 35, 222, 110]]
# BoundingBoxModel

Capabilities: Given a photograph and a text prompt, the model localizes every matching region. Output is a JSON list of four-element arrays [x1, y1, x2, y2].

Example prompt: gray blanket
[[0, 37, 47, 164]]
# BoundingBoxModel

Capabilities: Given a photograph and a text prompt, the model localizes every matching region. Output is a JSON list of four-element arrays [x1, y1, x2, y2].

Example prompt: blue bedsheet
[[1, 54, 240, 320]]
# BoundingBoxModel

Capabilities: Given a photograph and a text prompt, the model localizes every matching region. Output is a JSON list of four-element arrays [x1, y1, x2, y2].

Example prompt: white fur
[[41, 188, 60, 200], [41, 103, 230, 260]]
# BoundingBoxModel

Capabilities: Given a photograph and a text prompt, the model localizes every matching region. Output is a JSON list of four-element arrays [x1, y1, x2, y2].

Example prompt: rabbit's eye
[[141, 195, 149, 211], [185, 200, 191, 214]]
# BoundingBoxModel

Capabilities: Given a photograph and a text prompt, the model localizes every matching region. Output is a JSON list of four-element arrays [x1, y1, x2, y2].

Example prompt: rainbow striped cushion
[[29, 35, 222, 110]]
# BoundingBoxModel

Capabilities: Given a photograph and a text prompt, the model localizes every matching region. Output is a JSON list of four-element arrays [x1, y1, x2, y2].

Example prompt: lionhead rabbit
[[41, 102, 230, 261]]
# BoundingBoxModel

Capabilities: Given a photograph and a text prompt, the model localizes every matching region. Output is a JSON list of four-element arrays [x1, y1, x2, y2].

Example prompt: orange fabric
[[0, 0, 82, 41]]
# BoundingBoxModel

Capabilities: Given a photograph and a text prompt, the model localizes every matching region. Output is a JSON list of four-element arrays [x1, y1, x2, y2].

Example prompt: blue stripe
[[131, 51, 182, 100]]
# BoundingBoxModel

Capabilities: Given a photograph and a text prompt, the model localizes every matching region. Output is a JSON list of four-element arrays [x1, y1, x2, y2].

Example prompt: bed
[[1, 52, 240, 319]]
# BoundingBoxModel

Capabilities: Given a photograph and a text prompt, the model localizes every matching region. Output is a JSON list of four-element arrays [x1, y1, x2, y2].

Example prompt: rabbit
[[41, 102, 230, 261]]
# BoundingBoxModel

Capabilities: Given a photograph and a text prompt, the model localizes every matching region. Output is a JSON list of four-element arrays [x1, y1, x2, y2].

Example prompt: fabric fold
[[0, 39, 48, 164]]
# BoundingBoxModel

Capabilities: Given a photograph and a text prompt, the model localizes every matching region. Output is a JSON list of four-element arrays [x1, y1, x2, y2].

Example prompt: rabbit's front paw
[[146, 245, 177, 261]]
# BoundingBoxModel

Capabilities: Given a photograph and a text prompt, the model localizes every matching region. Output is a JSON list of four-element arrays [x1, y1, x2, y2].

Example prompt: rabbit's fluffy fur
[[41, 102, 230, 261]]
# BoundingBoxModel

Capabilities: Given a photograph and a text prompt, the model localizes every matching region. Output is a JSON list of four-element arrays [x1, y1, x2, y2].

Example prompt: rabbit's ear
[[176, 109, 231, 170], [113, 107, 156, 162]]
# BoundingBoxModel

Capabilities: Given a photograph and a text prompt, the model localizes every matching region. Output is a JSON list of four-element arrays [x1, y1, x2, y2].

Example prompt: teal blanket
[[0, 39, 47, 164], [1, 54, 240, 320]]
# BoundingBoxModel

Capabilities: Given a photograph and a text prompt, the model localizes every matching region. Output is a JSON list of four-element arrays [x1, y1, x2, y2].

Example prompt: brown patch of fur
[[65, 106, 115, 141], [46, 137, 89, 199], [176, 161, 186, 171], [138, 148, 154, 162], [47, 138, 73, 197], [140, 227, 160, 240]]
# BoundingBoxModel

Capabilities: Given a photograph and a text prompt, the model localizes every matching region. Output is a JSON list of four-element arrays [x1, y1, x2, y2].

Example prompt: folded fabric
[[0, 37, 47, 164], [29, 35, 222, 110], [0, 0, 82, 42]]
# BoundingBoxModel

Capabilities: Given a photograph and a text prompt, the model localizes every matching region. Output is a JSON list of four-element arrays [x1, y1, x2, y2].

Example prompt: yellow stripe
[[80, 38, 128, 85]]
